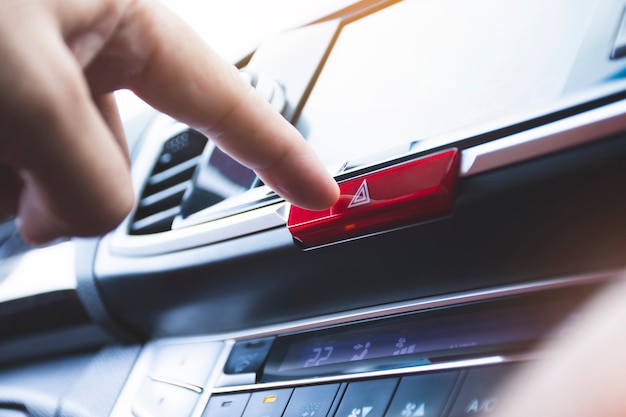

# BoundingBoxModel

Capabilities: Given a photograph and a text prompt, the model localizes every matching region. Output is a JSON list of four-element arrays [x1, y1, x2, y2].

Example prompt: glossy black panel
[[95, 134, 626, 338]]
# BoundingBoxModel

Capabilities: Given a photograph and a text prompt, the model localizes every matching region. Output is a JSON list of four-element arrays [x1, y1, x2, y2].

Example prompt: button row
[[204, 363, 518, 417]]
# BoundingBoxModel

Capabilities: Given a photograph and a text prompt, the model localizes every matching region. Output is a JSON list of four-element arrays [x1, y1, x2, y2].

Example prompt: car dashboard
[[1, 1, 626, 417]]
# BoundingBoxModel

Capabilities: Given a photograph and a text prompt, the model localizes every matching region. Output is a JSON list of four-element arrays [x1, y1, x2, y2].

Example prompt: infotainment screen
[[298, 0, 626, 167]]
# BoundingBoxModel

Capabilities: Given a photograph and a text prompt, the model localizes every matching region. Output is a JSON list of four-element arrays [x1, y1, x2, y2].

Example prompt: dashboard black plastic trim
[[94, 133, 626, 338]]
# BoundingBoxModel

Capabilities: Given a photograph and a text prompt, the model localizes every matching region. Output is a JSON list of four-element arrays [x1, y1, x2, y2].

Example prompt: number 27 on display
[[303, 346, 334, 367]]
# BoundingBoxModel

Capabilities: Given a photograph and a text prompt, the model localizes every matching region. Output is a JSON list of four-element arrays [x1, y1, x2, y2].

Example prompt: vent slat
[[129, 130, 208, 235], [130, 207, 182, 235], [148, 156, 202, 187], [139, 181, 191, 209]]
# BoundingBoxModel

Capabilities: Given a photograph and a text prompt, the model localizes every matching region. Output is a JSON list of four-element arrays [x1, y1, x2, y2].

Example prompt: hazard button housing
[[287, 149, 460, 248]]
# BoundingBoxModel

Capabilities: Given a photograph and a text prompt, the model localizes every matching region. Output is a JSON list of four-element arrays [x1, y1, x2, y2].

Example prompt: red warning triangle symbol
[[348, 179, 371, 208]]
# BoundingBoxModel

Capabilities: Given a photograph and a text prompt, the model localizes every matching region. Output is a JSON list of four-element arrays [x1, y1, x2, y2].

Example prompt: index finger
[[111, 0, 339, 210]]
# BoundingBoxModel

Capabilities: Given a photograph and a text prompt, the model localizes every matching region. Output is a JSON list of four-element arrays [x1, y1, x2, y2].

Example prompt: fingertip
[[258, 161, 339, 211], [300, 176, 340, 211]]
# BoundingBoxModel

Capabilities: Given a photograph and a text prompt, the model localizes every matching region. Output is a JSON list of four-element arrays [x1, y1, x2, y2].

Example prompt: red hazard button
[[287, 149, 459, 248]]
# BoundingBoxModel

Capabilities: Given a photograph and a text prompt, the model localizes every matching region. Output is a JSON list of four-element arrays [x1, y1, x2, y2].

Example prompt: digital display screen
[[279, 314, 531, 372], [262, 285, 596, 381], [299, 0, 626, 168]]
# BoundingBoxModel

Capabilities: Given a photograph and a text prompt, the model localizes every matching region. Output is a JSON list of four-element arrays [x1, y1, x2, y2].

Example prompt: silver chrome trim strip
[[210, 354, 539, 394], [213, 270, 621, 342], [460, 98, 626, 177], [149, 375, 204, 393], [172, 185, 279, 229], [106, 202, 287, 257]]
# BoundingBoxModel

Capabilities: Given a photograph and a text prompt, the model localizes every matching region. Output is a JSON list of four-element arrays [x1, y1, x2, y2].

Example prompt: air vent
[[129, 130, 207, 235], [128, 70, 288, 236]]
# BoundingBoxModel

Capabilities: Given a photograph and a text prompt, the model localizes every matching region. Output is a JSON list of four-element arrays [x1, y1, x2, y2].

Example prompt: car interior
[[2, 0, 626, 416]]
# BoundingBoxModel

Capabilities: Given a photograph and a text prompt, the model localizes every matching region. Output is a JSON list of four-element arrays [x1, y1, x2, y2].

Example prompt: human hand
[[0, 0, 339, 244]]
